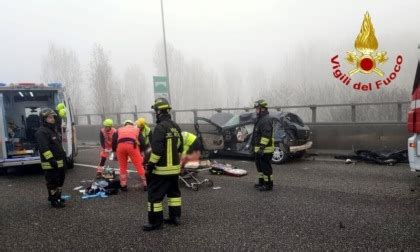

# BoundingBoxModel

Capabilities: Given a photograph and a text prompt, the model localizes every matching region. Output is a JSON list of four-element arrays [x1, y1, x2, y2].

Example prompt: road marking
[[74, 163, 137, 173]]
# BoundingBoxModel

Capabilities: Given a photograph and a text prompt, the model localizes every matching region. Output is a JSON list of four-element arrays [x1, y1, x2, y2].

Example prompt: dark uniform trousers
[[255, 153, 273, 184], [148, 174, 181, 224]]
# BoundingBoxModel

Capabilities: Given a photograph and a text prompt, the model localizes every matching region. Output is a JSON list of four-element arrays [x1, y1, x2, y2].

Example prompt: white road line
[[74, 163, 137, 173]]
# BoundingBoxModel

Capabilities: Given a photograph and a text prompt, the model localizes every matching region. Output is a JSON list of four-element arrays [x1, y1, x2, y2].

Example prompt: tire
[[67, 157, 75, 169], [293, 150, 306, 159], [271, 143, 289, 165], [0, 168, 7, 176]]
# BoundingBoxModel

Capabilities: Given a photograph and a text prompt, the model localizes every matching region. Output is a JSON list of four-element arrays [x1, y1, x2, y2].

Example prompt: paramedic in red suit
[[96, 119, 116, 177], [112, 120, 147, 191]]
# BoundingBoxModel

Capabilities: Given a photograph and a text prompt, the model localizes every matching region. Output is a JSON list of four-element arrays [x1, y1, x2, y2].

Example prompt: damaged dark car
[[194, 111, 313, 164]]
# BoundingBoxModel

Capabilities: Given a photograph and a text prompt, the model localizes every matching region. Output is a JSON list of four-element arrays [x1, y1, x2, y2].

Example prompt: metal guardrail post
[[87, 115, 91, 125], [134, 105, 138, 121], [74, 115, 79, 125], [244, 108, 249, 112], [172, 111, 177, 123], [275, 107, 281, 112], [310, 106, 317, 123], [100, 114, 105, 123], [351, 105, 356, 122], [397, 102, 402, 122], [151, 112, 155, 124], [116, 113, 121, 125], [192, 109, 198, 122], [215, 108, 222, 113]]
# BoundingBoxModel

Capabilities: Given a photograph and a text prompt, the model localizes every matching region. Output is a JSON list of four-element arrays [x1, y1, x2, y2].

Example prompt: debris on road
[[345, 159, 357, 165], [209, 161, 247, 177], [335, 150, 408, 165], [73, 186, 83, 191]]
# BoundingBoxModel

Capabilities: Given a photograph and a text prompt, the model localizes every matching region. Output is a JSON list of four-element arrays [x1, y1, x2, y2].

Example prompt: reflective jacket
[[35, 124, 66, 170], [112, 125, 144, 152], [141, 125, 152, 146], [182, 131, 197, 155], [100, 127, 116, 150], [252, 112, 275, 154], [149, 114, 183, 175]]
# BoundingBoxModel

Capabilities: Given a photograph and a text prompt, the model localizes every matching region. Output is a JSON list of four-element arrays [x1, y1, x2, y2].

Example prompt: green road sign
[[153, 76, 168, 93], [153, 76, 169, 101]]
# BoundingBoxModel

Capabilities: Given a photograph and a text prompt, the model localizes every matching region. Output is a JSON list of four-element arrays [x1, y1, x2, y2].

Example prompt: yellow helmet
[[135, 118, 147, 128], [56, 102, 65, 111], [58, 108, 67, 118], [103, 119, 113, 127]]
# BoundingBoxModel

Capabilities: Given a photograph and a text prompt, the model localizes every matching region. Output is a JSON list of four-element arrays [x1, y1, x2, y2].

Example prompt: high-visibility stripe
[[41, 162, 52, 169], [264, 146, 274, 153], [260, 137, 269, 145], [153, 165, 181, 175], [158, 104, 170, 109], [148, 202, 163, 212], [57, 160, 64, 168], [41, 159, 64, 170], [168, 197, 182, 207], [149, 153, 161, 163], [263, 175, 273, 182], [167, 138, 173, 167], [42, 151, 53, 160], [258, 172, 264, 178]]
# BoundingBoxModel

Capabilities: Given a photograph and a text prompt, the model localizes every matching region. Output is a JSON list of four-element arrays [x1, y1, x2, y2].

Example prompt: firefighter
[[112, 120, 147, 191], [35, 108, 67, 208], [143, 98, 183, 231], [252, 99, 274, 191], [181, 131, 201, 165], [135, 117, 152, 165], [96, 119, 116, 178]]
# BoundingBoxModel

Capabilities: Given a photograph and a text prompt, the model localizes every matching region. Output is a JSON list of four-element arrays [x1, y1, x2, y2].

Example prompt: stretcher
[[180, 160, 213, 191]]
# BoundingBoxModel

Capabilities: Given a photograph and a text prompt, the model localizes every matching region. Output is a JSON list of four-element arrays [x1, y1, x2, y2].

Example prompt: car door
[[194, 117, 224, 151]]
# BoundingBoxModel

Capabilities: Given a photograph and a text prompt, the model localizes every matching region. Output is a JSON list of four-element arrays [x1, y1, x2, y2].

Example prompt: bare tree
[[88, 44, 120, 113], [41, 43, 82, 111], [123, 65, 149, 111]]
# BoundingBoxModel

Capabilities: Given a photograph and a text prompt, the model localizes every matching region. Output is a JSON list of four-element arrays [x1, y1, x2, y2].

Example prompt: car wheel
[[272, 144, 289, 164]]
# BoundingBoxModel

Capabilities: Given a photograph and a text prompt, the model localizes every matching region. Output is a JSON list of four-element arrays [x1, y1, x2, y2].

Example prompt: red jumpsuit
[[113, 125, 146, 188], [97, 127, 116, 174]]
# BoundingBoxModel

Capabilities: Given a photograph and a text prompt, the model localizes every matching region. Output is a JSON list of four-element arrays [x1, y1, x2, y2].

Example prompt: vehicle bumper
[[289, 141, 313, 153], [408, 135, 420, 172], [0, 157, 41, 167]]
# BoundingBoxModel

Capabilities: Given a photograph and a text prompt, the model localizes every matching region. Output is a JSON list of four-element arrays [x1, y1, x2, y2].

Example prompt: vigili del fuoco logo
[[330, 12, 403, 91]]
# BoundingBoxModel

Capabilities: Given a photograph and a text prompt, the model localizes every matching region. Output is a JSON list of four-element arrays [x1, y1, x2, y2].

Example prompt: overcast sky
[[0, 0, 419, 86]]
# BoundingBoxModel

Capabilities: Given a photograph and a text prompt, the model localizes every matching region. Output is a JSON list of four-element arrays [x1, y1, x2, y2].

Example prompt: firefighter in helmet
[[143, 98, 183, 231], [252, 99, 274, 191], [35, 108, 67, 208]]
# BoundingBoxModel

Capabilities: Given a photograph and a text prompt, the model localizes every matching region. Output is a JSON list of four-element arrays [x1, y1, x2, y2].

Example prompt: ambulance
[[408, 44, 420, 172], [0, 83, 77, 173]]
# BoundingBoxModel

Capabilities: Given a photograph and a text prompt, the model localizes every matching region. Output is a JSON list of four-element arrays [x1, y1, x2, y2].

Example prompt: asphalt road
[[0, 147, 419, 250]]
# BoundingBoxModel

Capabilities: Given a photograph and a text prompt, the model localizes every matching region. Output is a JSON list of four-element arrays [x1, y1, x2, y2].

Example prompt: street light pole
[[160, 0, 171, 103]]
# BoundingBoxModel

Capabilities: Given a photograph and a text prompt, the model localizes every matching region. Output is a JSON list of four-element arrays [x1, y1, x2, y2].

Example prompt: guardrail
[[75, 101, 410, 125]]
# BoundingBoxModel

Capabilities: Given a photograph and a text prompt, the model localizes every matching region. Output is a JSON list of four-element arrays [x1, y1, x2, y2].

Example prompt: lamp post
[[160, 0, 171, 103]]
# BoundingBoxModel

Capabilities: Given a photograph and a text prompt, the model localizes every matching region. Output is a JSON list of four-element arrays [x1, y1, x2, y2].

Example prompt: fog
[[0, 0, 419, 119]]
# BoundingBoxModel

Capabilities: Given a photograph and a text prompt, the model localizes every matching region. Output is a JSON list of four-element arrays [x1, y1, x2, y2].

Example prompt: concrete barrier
[[76, 123, 409, 152]]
